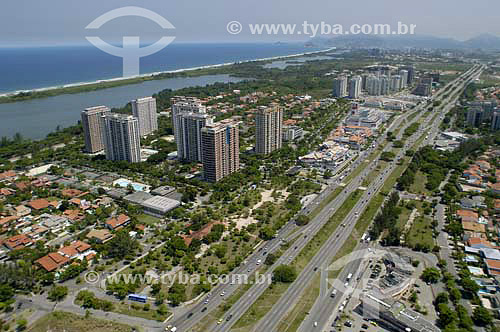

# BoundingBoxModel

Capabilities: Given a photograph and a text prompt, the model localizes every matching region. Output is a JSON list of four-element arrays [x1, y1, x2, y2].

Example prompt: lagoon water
[[0, 75, 242, 140]]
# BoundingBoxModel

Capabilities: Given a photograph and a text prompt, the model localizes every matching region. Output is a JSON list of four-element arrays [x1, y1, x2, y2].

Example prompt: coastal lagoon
[[0, 74, 243, 140]]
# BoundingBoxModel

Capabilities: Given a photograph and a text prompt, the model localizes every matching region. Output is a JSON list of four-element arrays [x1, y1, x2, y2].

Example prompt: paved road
[[240, 65, 483, 332], [167, 103, 411, 332], [294, 65, 484, 332], [206, 101, 424, 332]]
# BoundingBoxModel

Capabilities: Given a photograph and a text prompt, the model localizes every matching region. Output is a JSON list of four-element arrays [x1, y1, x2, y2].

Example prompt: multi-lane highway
[[167, 64, 482, 332], [215, 64, 482, 332], [296, 65, 483, 332]]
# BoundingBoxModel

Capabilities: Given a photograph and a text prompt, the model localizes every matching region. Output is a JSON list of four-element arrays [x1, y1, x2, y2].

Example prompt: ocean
[[0, 42, 321, 94]]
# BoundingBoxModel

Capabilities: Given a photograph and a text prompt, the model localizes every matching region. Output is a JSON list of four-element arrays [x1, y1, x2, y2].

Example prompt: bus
[[128, 294, 147, 303]]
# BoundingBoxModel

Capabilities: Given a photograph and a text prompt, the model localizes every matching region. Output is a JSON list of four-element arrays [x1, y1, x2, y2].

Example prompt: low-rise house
[[95, 196, 113, 207], [27, 224, 49, 240], [35, 252, 70, 272], [460, 196, 487, 210], [0, 170, 17, 182], [468, 237, 493, 249], [495, 199, 500, 212], [38, 214, 70, 233], [28, 199, 59, 211], [3, 234, 34, 250], [457, 209, 479, 223], [0, 188, 15, 197], [58, 241, 92, 260], [61, 189, 83, 198], [462, 221, 486, 234], [485, 259, 500, 276], [13, 205, 31, 217], [63, 209, 85, 222], [86, 229, 114, 243], [481, 248, 500, 261], [105, 214, 131, 230], [492, 183, 500, 195], [0, 216, 19, 231]]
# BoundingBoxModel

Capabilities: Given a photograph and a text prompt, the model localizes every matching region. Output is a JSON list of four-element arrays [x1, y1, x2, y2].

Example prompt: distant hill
[[308, 34, 500, 51], [463, 33, 500, 50]]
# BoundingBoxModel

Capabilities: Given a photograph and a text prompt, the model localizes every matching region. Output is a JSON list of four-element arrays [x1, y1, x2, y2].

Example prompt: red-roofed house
[[58, 240, 92, 260], [457, 210, 479, 223], [61, 189, 83, 198], [0, 171, 16, 181], [28, 199, 50, 210], [467, 237, 492, 249], [63, 209, 85, 222], [106, 214, 130, 230], [3, 234, 34, 250], [36, 252, 70, 272]]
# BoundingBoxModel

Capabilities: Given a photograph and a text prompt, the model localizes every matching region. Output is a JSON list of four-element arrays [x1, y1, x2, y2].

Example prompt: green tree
[[296, 215, 310, 226], [265, 253, 277, 265], [16, 318, 27, 331], [106, 230, 139, 259], [472, 306, 492, 327], [272, 265, 297, 283], [47, 286, 68, 302], [420, 267, 440, 284], [259, 226, 274, 240]]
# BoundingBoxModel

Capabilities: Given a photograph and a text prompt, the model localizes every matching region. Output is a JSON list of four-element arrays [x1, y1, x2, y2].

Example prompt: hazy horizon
[[1, 0, 499, 47]]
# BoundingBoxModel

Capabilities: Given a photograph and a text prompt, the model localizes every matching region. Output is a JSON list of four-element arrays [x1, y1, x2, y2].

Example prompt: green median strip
[[276, 273, 321, 332], [232, 190, 363, 330]]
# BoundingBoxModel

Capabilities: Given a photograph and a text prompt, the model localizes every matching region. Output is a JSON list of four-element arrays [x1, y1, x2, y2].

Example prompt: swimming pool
[[113, 178, 150, 192]]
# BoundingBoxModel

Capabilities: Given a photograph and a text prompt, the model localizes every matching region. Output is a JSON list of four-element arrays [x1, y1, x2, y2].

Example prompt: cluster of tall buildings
[[333, 65, 415, 99], [465, 100, 500, 130], [171, 97, 241, 182], [81, 96, 158, 163], [82, 94, 286, 182], [171, 98, 284, 182], [171, 97, 213, 163]]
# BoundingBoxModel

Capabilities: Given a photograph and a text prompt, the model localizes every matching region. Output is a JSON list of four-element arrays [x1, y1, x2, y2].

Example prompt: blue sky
[[1, 0, 499, 46]]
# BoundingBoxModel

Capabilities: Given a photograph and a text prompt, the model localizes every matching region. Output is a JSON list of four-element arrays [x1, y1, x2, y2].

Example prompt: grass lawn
[[113, 301, 169, 321], [396, 203, 415, 230], [136, 214, 161, 225], [408, 171, 430, 196], [406, 215, 435, 249], [28, 311, 136, 332], [309, 186, 343, 219], [362, 161, 387, 187], [193, 276, 258, 331]]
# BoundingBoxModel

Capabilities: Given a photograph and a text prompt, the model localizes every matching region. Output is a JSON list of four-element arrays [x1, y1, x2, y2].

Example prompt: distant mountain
[[308, 34, 500, 51], [463, 33, 500, 50]]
